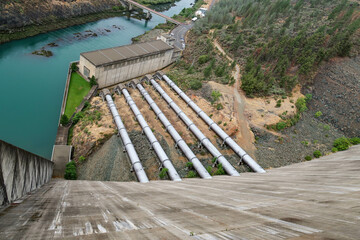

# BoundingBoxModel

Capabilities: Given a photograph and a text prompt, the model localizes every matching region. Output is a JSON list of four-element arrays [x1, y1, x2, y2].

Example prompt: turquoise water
[[0, 0, 193, 159]]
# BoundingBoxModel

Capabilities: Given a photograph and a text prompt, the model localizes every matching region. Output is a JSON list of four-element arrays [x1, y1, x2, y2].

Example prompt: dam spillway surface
[[0, 146, 359, 239]]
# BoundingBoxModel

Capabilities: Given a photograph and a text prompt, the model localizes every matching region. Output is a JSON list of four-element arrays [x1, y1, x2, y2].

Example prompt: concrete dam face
[[0, 140, 53, 206], [0, 145, 359, 239]]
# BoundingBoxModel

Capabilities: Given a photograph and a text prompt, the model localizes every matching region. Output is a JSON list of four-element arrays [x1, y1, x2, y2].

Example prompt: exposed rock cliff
[[0, 0, 120, 31]]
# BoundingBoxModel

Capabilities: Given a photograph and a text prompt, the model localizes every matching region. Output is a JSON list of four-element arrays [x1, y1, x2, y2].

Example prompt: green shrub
[[204, 65, 212, 77], [275, 100, 282, 108], [211, 90, 222, 102], [198, 55, 210, 64], [159, 168, 168, 179], [214, 65, 226, 77], [60, 114, 69, 125], [315, 111, 323, 118], [186, 162, 193, 169], [295, 97, 308, 113], [349, 137, 360, 145], [304, 155, 312, 161], [187, 170, 197, 178], [189, 79, 202, 90], [276, 121, 287, 131], [79, 156, 86, 163], [331, 147, 338, 153], [313, 150, 322, 158], [323, 124, 330, 131], [216, 103, 224, 110], [71, 62, 78, 72], [301, 141, 309, 146], [305, 94, 312, 102], [72, 111, 84, 124], [90, 76, 97, 87], [214, 163, 225, 175], [333, 137, 351, 151], [187, 66, 195, 74], [206, 166, 213, 175], [64, 161, 77, 180]]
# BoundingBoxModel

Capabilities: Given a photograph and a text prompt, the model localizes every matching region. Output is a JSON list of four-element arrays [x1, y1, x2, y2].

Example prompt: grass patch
[[64, 72, 91, 118]]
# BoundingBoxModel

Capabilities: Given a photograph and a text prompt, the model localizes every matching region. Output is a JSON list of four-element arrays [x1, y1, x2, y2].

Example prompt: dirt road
[[211, 38, 256, 156]]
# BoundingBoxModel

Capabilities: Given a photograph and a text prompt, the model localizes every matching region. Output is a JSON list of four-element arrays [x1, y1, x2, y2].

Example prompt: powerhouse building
[[79, 40, 179, 88]]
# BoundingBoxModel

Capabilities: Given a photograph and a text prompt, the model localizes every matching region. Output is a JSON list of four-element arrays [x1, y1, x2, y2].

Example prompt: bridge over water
[[121, 0, 183, 25]]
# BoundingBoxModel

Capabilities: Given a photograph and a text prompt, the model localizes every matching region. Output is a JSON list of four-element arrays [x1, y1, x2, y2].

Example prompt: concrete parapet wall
[[0, 140, 53, 206]]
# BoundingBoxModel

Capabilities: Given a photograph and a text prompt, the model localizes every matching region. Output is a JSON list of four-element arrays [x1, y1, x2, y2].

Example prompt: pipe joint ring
[[142, 125, 151, 132], [240, 153, 248, 161], [131, 161, 141, 167], [165, 124, 172, 132], [223, 136, 231, 144], [200, 137, 209, 144], [124, 142, 133, 148], [156, 112, 164, 119], [175, 139, 183, 146], [177, 111, 184, 118], [162, 159, 171, 165], [187, 123, 195, 130], [150, 140, 159, 147]]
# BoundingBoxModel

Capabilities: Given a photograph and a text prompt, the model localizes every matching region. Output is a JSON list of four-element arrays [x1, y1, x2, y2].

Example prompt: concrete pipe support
[[150, 79, 240, 177], [161, 74, 266, 173], [104, 92, 149, 183], [121, 88, 181, 181], [137, 83, 212, 179]]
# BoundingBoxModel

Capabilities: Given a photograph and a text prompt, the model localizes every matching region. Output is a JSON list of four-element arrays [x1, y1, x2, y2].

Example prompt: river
[[0, 0, 194, 159]]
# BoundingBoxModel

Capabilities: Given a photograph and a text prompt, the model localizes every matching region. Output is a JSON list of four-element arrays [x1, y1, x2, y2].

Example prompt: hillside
[[160, 0, 360, 167], [194, 0, 360, 97], [0, 0, 120, 30], [0, 0, 127, 43]]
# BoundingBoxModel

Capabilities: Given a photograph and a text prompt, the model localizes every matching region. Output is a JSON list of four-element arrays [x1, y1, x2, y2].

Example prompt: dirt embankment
[[0, 0, 119, 31], [75, 79, 255, 181]]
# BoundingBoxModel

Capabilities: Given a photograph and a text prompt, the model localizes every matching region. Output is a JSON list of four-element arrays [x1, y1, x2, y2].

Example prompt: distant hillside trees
[[194, 0, 360, 96]]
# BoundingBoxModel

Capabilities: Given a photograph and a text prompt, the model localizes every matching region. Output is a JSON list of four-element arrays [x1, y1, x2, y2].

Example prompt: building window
[[84, 66, 90, 77]]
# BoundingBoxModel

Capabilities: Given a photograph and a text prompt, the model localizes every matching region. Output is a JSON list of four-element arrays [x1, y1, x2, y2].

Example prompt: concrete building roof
[[80, 40, 173, 67]]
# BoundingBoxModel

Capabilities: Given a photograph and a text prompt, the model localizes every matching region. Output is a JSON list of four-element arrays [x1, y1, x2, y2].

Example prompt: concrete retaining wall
[[0, 140, 53, 206]]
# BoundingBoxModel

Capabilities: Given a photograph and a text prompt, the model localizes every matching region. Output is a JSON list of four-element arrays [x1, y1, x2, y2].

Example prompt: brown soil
[[71, 96, 116, 161]]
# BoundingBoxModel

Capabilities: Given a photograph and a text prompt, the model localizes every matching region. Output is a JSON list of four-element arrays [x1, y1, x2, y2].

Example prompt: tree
[[189, 79, 202, 90], [211, 90, 222, 103], [64, 161, 77, 180], [60, 114, 69, 125], [71, 62, 78, 72], [204, 65, 212, 77], [90, 76, 97, 87], [198, 55, 210, 64]]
